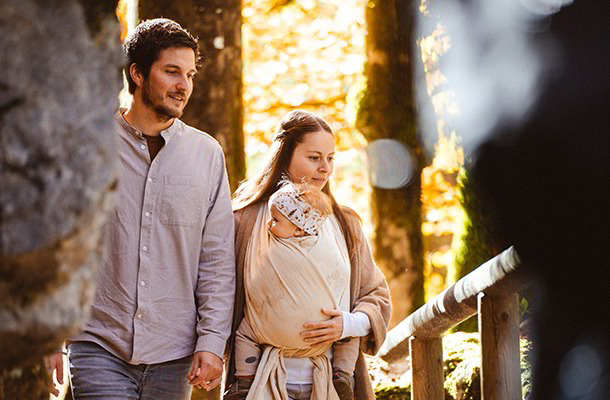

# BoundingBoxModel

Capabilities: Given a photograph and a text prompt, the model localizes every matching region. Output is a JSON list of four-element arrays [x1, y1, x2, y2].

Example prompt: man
[[46, 18, 235, 399]]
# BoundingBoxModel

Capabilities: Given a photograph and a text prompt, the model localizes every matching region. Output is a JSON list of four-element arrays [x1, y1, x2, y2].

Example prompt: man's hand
[[44, 352, 64, 397], [301, 308, 343, 347], [188, 351, 223, 391]]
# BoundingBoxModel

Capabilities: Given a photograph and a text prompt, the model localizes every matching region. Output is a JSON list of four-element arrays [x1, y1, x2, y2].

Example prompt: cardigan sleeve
[[349, 216, 392, 356], [234, 208, 244, 237]]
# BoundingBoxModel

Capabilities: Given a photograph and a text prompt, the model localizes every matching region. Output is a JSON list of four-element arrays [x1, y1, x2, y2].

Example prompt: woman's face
[[287, 130, 335, 190]]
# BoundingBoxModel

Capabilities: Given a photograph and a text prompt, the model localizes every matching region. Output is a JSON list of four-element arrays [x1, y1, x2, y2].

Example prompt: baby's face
[[268, 206, 303, 238]]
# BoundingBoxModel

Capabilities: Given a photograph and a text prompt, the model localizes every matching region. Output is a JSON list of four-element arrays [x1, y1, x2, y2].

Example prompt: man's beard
[[141, 80, 184, 122]]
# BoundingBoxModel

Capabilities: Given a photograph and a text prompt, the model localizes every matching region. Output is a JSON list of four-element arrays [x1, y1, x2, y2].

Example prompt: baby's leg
[[332, 337, 359, 375], [235, 318, 262, 376], [332, 337, 359, 400]]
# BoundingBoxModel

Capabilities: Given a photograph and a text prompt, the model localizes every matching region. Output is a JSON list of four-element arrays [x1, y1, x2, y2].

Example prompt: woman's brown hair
[[233, 109, 358, 254]]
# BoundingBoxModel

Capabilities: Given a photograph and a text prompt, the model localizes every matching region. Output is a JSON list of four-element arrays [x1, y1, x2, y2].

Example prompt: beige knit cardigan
[[226, 203, 392, 400]]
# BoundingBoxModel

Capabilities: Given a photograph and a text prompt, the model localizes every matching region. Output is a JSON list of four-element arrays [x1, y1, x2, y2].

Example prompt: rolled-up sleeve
[[195, 147, 236, 358]]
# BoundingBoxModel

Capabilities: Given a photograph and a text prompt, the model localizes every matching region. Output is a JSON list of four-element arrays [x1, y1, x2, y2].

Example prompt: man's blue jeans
[[68, 341, 193, 400]]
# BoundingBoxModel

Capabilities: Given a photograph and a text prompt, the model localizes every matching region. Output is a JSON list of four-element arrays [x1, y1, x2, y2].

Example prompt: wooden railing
[[378, 246, 531, 400]]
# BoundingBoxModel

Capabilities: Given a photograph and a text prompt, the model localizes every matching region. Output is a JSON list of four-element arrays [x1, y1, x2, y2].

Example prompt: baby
[[227, 181, 359, 400], [267, 181, 332, 239]]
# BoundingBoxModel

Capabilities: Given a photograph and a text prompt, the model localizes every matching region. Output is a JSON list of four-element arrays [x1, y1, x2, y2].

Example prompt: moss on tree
[[450, 167, 506, 332], [355, 0, 426, 326]]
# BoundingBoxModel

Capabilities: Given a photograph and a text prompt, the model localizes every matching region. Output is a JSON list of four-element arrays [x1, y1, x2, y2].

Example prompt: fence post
[[410, 336, 444, 400], [478, 292, 521, 400]]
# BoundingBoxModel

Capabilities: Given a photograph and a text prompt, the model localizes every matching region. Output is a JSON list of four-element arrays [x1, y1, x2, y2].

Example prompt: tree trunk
[[0, 0, 121, 395], [355, 0, 425, 326], [451, 167, 506, 332], [139, 0, 245, 192]]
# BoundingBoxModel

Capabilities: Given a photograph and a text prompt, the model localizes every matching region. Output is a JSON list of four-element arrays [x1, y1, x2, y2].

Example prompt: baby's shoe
[[332, 369, 355, 400], [223, 377, 253, 400]]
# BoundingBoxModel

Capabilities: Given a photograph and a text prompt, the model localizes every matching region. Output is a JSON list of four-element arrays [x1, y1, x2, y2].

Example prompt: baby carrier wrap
[[242, 204, 350, 399]]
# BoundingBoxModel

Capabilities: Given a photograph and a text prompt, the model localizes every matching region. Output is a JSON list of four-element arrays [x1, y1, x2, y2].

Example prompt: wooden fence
[[378, 246, 531, 400]]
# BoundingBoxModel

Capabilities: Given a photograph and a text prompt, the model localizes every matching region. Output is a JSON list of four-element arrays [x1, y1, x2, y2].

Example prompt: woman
[[226, 110, 391, 400]]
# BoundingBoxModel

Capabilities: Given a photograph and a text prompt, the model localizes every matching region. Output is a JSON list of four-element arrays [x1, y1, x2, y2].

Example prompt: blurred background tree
[[139, 0, 246, 192], [353, 0, 425, 326]]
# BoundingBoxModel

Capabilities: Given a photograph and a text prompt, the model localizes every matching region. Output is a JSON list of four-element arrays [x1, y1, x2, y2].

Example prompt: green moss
[[450, 167, 505, 332], [520, 338, 533, 399], [452, 168, 500, 281], [443, 332, 481, 400], [445, 359, 481, 400], [373, 333, 533, 400], [375, 384, 412, 400]]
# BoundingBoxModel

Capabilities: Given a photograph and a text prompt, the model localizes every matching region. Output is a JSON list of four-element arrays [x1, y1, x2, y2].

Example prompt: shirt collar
[[116, 108, 180, 143]]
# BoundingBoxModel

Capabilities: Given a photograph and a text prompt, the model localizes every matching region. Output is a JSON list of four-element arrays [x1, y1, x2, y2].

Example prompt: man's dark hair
[[123, 18, 200, 95]]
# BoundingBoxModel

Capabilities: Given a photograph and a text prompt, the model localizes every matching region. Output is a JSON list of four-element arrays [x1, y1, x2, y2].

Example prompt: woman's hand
[[301, 308, 343, 346]]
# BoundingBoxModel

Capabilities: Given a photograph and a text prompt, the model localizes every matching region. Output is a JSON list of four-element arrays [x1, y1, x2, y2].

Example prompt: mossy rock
[[443, 333, 481, 400], [373, 332, 532, 400], [445, 358, 481, 400], [375, 383, 412, 400]]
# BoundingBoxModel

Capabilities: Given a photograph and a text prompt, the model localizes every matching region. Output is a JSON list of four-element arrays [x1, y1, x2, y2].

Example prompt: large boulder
[[0, 0, 122, 369]]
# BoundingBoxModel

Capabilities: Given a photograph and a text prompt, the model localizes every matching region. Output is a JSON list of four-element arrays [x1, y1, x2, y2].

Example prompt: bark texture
[[355, 0, 425, 327], [0, 0, 122, 392], [139, 0, 245, 192]]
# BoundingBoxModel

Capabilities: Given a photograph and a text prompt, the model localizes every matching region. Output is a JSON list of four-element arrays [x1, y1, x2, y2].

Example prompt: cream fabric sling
[[243, 204, 350, 400]]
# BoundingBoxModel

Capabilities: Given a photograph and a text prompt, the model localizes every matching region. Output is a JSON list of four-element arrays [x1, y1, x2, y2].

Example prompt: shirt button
[[147, 177, 152, 183], [142, 245, 148, 251], [145, 212, 150, 217], [140, 281, 146, 286], [140, 144, 146, 150], [137, 314, 143, 319]]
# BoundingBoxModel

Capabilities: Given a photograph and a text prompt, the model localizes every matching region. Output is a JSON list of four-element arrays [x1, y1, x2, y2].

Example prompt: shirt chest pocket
[[160, 175, 206, 226]]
